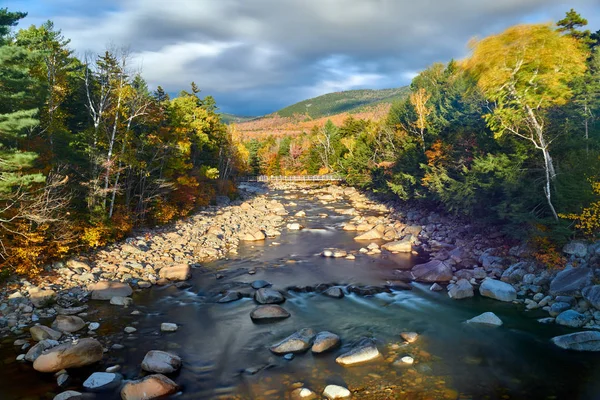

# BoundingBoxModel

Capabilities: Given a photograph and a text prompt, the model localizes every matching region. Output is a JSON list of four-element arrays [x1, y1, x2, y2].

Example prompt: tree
[[409, 87, 431, 150], [557, 9, 592, 45], [466, 24, 588, 220]]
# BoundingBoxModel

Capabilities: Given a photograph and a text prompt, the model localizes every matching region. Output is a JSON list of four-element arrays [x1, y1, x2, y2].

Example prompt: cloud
[[9, 0, 600, 115]]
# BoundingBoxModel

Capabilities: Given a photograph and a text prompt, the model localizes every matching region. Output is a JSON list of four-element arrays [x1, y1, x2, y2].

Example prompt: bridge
[[241, 174, 343, 182]]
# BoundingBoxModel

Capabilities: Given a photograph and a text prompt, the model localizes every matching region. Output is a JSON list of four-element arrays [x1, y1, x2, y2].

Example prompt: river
[[1, 186, 600, 399]]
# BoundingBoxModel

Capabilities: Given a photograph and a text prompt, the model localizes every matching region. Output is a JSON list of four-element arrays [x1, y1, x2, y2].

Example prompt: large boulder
[[270, 328, 315, 354], [582, 285, 600, 310], [250, 305, 290, 321], [354, 225, 385, 241], [159, 264, 191, 281], [551, 331, 600, 351], [563, 241, 588, 258], [51, 315, 86, 333], [411, 260, 452, 282], [29, 289, 57, 308], [83, 372, 123, 392], [120, 374, 179, 400], [89, 281, 133, 300], [479, 278, 516, 302], [255, 288, 285, 304], [25, 339, 59, 362], [311, 331, 341, 353], [448, 279, 474, 300], [549, 267, 592, 296], [381, 237, 412, 253], [33, 338, 103, 373], [336, 337, 380, 366], [141, 350, 182, 374], [556, 310, 587, 328], [30, 325, 62, 341], [465, 312, 503, 327]]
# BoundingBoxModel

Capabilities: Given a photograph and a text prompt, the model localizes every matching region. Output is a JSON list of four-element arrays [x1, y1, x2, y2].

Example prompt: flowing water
[[1, 188, 600, 399]]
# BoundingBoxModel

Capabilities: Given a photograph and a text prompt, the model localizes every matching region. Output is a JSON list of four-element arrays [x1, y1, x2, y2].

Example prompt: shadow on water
[[2, 187, 600, 399]]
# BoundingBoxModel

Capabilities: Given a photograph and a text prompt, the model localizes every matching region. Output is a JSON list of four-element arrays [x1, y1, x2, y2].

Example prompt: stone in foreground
[[83, 372, 122, 392], [323, 384, 351, 399], [479, 278, 516, 302], [89, 281, 133, 300], [120, 374, 179, 400], [141, 350, 182, 374], [270, 328, 315, 354], [551, 331, 600, 351], [33, 338, 103, 373], [311, 331, 341, 353], [336, 338, 380, 366], [250, 305, 290, 321], [465, 312, 503, 327]]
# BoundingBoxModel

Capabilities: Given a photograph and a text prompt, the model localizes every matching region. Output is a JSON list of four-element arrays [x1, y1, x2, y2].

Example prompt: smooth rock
[[161, 323, 178, 332], [556, 310, 587, 328], [551, 331, 600, 351], [159, 264, 191, 281], [255, 288, 285, 304], [53, 391, 83, 400], [582, 285, 600, 310], [30, 325, 62, 341], [549, 302, 571, 317], [323, 385, 351, 399], [381, 238, 412, 253], [291, 387, 318, 400], [336, 338, 380, 366], [25, 339, 59, 362], [90, 281, 133, 300], [411, 260, 453, 282], [324, 287, 344, 299], [479, 278, 516, 302], [270, 328, 315, 354], [51, 315, 86, 333], [141, 350, 182, 374], [251, 280, 272, 289], [465, 312, 503, 327], [549, 267, 592, 296], [218, 291, 242, 303], [400, 332, 418, 343], [33, 338, 103, 373], [83, 372, 122, 392], [250, 305, 290, 321], [311, 331, 341, 353], [120, 374, 179, 400], [30, 289, 57, 308], [448, 279, 474, 299]]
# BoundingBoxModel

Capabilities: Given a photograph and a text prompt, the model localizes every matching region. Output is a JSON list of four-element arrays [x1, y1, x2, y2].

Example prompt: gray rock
[[479, 278, 516, 302], [311, 331, 341, 353], [551, 331, 600, 351], [255, 288, 285, 304], [465, 312, 503, 327], [501, 262, 529, 283], [549, 267, 592, 296], [218, 291, 242, 303], [250, 305, 290, 321], [411, 260, 453, 282], [25, 339, 59, 362], [251, 280, 271, 289], [323, 385, 351, 399], [83, 372, 122, 392], [110, 296, 133, 306], [335, 337, 380, 366], [556, 310, 588, 328], [33, 338, 103, 373], [583, 285, 600, 310], [53, 391, 83, 400], [89, 281, 133, 300], [323, 287, 344, 298], [555, 295, 576, 305], [270, 328, 315, 354], [141, 350, 182, 373], [448, 279, 474, 300], [563, 241, 588, 258], [51, 315, 86, 333], [549, 302, 572, 317], [429, 283, 443, 291], [30, 325, 62, 341], [160, 323, 178, 332]]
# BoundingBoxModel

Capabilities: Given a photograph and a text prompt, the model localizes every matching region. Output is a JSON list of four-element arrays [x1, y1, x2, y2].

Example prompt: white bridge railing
[[241, 174, 343, 182]]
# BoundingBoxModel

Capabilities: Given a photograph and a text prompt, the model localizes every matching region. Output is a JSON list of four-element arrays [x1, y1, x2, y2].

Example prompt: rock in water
[[447, 279, 474, 299], [400, 332, 418, 343], [30, 325, 62, 341], [411, 260, 453, 282], [551, 331, 600, 351], [120, 374, 179, 400], [479, 278, 516, 302], [250, 305, 290, 321], [465, 312, 503, 327], [323, 287, 344, 298], [82, 372, 122, 392], [218, 291, 242, 303], [141, 350, 182, 374], [53, 391, 83, 400], [251, 280, 272, 289], [270, 328, 316, 354], [33, 338, 103, 373], [25, 339, 59, 362], [381, 238, 412, 253], [291, 387, 318, 400], [51, 315, 86, 333], [555, 310, 587, 328], [89, 281, 133, 300], [312, 331, 341, 353], [323, 385, 351, 399], [255, 288, 285, 304], [336, 338, 380, 366]]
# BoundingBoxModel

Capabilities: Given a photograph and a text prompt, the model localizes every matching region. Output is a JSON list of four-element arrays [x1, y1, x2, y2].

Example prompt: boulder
[[336, 337, 380, 366], [141, 350, 182, 374], [465, 312, 503, 327], [159, 264, 191, 281], [120, 374, 179, 400], [53, 391, 83, 400], [448, 279, 474, 300], [29, 289, 57, 308], [33, 338, 103, 373], [323, 385, 351, 399], [479, 278, 516, 302], [549, 267, 592, 296], [255, 288, 285, 304], [411, 260, 453, 282], [240, 230, 266, 241], [251, 280, 272, 289], [51, 315, 86, 333], [582, 285, 600, 310], [323, 287, 344, 299], [549, 302, 571, 317], [354, 225, 384, 241], [30, 325, 62, 341], [556, 310, 587, 328], [218, 291, 242, 303], [25, 339, 59, 362], [563, 241, 588, 258], [82, 372, 122, 392], [89, 281, 133, 300], [551, 331, 600, 351], [270, 328, 315, 354], [381, 237, 412, 253], [311, 331, 341, 353], [250, 305, 290, 321]]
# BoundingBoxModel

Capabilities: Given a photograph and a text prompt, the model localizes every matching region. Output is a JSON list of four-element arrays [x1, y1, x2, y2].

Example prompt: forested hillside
[[0, 8, 245, 276], [240, 10, 600, 256]]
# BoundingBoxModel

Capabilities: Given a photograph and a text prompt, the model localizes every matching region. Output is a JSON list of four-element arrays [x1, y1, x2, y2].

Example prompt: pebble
[[161, 323, 178, 332], [124, 327, 137, 333], [88, 322, 100, 331]]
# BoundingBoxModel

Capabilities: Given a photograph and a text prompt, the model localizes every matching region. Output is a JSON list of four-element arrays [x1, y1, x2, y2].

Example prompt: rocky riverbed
[[1, 182, 600, 399]]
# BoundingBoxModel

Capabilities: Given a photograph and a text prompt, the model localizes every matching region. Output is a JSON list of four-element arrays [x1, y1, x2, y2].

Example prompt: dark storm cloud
[[11, 0, 600, 115]]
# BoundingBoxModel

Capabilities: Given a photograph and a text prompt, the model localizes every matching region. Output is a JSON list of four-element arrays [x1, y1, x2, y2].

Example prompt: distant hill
[[275, 87, 410, 119], [219, 113, 256, 124]]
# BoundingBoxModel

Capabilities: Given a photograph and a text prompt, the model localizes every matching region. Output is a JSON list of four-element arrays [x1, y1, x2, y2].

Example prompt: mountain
[[219, 113, 256, 124], [275, 87, 410, 119]]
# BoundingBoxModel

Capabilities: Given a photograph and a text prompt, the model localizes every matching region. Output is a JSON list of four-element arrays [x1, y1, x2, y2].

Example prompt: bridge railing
[[240, 174, 343, 182]]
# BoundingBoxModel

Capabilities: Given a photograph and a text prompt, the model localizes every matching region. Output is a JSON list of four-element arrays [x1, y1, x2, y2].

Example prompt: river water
[[1, 187, 600, 399]]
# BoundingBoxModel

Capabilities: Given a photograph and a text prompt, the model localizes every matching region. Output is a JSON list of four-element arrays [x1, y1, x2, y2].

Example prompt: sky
[[6, 0, 600, 116]]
